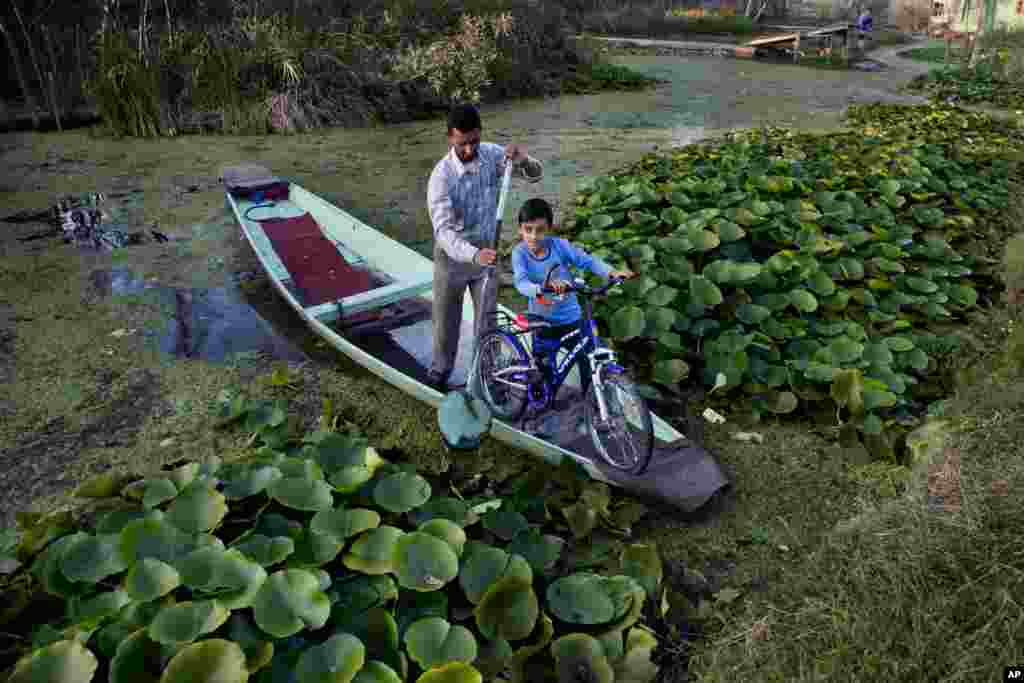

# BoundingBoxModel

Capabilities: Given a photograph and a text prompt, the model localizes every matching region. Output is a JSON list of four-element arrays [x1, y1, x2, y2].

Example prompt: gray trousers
[[431, 243, 498, 381]]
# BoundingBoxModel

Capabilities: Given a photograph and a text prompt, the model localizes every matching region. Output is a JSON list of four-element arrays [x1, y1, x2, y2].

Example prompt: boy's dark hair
[[518, 197, 554, 226], [447, 103, 482, 133]]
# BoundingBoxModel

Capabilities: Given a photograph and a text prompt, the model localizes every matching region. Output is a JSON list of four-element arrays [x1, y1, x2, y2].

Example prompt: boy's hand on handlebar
[[609, 269, 637, 280], [549, 279, 570, 294], [476, 248, 497, 266]]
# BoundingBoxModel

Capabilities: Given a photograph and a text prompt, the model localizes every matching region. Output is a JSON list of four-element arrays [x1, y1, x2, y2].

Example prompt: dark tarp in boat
[[511, 388, 727, 513]]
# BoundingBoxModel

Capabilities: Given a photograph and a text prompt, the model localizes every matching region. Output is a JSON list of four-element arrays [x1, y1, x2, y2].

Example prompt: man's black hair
[[447, 103, 482, 133], [518, 197, 554, 226]]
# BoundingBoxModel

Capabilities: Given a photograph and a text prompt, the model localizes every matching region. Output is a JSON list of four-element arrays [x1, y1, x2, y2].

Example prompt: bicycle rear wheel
[[471, 331, 530, 423], [584, 372, 654, 475]]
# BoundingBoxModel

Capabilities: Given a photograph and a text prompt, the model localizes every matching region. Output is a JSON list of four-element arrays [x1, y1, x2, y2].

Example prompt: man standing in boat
[[426, 103, 544, 393]]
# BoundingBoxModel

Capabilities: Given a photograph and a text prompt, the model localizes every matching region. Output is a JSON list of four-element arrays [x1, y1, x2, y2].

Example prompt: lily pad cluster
[[567, 103, 1022, 434], [3, 421, 664, 683]]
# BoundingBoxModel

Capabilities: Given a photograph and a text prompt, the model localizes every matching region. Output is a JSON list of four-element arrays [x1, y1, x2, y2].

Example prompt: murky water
[[88, 267, 308, 363]]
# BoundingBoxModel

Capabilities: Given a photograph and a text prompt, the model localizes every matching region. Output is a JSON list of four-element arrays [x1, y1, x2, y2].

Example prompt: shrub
[[390, 13, 514, 104], [0, 398, 665, 683]]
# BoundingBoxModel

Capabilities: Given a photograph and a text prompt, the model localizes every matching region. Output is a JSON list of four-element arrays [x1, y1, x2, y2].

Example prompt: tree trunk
[[10, 0, 49, 130], [75, 25, 86, 105], [0, 18, 39, 128], [41, 24, 62, 131], [139, 0, 149, 62]]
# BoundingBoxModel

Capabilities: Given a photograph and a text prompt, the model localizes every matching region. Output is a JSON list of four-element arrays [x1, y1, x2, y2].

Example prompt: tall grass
[[87, 30, 163, 137], [689, 201, 1024, 683]]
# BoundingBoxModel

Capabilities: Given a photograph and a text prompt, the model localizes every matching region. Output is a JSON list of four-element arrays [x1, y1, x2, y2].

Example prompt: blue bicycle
[[470, 264, 654, 474]]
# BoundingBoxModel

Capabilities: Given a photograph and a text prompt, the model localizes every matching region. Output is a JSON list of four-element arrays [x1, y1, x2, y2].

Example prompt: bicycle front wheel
[[471, 330, 530, 423], [584, 372, 654, 475]]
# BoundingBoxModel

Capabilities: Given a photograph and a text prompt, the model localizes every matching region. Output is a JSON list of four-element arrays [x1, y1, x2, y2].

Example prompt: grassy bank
[[689, 312, 1024, 682]]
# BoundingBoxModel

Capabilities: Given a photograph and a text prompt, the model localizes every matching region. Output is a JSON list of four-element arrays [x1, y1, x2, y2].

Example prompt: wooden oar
[[481, 159, 515, 296]]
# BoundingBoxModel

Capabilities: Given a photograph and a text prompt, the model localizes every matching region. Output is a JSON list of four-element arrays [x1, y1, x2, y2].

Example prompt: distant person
[[856, 7, 873, 53], [426, 102, 544, 393], [511, 197, 636, 387]]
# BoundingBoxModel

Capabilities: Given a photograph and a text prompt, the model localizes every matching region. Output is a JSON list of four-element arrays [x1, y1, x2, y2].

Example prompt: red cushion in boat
[[260, 212, 376, 306]]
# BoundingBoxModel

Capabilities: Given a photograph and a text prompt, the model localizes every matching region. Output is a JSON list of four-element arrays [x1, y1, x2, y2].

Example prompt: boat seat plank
[[307, 277, 434, 322], [745, 32, 798, 47]]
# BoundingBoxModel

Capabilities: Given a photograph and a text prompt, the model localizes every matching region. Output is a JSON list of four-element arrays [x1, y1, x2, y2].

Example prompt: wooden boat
[[223, 166, 727, 512]]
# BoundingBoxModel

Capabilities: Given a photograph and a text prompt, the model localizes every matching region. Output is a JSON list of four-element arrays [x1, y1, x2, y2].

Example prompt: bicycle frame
[[479, 283, 626, 419]]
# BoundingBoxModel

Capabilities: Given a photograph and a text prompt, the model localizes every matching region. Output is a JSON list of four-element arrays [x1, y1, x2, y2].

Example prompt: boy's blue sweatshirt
[[511, 237, 614, 326]]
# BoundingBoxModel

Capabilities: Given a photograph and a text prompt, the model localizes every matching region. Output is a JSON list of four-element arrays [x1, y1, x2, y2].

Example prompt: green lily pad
[[736, 304, 771, 325], [885, 337, 915, 352], [142, 479, 179, 509], [164, 483, 228, 534], [393, 532, 460, 592], [546, 573, 637, 626], [481, 509, 528, 541], [295, 633, 365, 683], [268, 476, 335, 512], [221, 465, 283, 500], [689, 275, 723, 307], [8, 639, 99, 683], [473, 576, 539, 641], [232, 534, 296, 567], [610, 306, 646, 341], [404, 617, 478, 670], [344, 526, 406, 575], [789, 289, 818, 313], [252, 569, 332, 639], [459, 543, 533, 605], [125, 558, 181, 602], [415, 662, 483, 683], [507, 530, 564, 574], [311, 507, 381, 541], [60, 533, 129, 584], [159, 639, 249, 683], [148, 600, 230, 646], [551, 633, 614, 683], [352, 661, 403, 683], [374, 473, 432, 514]]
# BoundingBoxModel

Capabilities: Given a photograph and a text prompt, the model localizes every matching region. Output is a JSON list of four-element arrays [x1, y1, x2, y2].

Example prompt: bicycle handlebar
[[539, 262, 626, 299], [540, 276, 624, 298]]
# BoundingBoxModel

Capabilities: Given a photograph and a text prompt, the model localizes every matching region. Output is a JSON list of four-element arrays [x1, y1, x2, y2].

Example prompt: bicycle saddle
[[513, 312, 553, 331]]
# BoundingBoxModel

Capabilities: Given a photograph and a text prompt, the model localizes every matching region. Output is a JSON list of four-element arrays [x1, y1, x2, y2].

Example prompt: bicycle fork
[[587, 347, 618, 424]]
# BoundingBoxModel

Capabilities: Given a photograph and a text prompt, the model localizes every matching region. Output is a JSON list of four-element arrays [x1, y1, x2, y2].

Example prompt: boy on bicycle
[[511, 198, 635, 384]]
